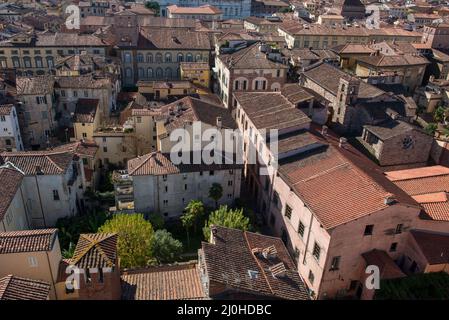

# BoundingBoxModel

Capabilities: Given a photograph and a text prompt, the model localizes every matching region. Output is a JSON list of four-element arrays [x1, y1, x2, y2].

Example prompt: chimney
[[321, 125, 328, 136], [210, 225, 218, 243], [216, 116, 222, 128], [339, 137, 347, 148]]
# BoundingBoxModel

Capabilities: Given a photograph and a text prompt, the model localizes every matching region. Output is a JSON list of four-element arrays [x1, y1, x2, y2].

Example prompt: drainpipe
[[302, 211, 314, 266], [45, 251, 58, 300]]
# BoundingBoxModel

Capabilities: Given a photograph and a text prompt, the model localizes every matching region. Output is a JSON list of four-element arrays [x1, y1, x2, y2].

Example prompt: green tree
[[152, 229, 183, 264], [185, 200, 205, 233], [208, 183, 223, 208], [99, 213, 154, 268], [145, 1, 160, 16], [148, 213, 165, 230], [180, 210, 195, 248], [434, 106, 447, 123], [62, 242, 75, 259], [203, 206, 251, 240], [425, 123, 437, 135]]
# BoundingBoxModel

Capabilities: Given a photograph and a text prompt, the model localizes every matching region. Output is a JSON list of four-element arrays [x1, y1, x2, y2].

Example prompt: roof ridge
[[243, 231, 275, 296], [0, 275, 13, 299], [129, 152, 156, 175]]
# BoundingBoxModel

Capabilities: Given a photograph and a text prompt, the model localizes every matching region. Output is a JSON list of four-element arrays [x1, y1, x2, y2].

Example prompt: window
[[209, 170, 214, 176], [46, 56, 54, 68], [165, 186, 168, 193], [308, 270, 315, 284], [285, 205, 292, 219], [228, 180, 233, 186], [35, 56, 43, 68], [103, 146, 107, 152], [0, 115, 5, 122], [298, 221, 305, 237], [147, 54, 153, 63], [155, 53, 162, 63], [312, 242, 321, 260], [163, 200, 168, 206], [73, 90, 78, 97], [53, 190, 60, 201], [162, 174, 167, 181], [23, 56, 31, 68], [390, 242, 398, 252], [184, 184, 187, 190], [177, 53, 183, 62], [364, 224, 374, 236], [137, 53, 144, 63], [28, 256, 38, 268], [124, 53, 132, 63], [395, 224, 403, 234], [277, 69, 281, 77], [330, 256, 340, 270], [84, 90, 88, 98], [165, 53, 172, 63]]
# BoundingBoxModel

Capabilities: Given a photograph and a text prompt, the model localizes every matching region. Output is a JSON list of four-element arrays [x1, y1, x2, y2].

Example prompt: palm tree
[[185, 200, 205, 233], [208, 183, 223, 209], [180, 211, 195, 248]]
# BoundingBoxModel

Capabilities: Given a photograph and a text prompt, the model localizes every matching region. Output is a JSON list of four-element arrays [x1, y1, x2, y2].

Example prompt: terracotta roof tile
[[362, 250, 405, 280], [0, 167, 24, 222], [0, 275, 50, 300], [278, 130, 418, 229], [0, 229, 58, 254], [0, 104, 14, 116], [410, 230, 449, 265], [201, 226, 310, 300], [234, 92, 311, 131], [128, 151, 242, 176], [52, 140, 98, 158], [74, 99, 99, 123], [121, 263, 206, 300], [219, 42, 287, 69], [71, 233, 118, 268], [0, 150, 75, 175]]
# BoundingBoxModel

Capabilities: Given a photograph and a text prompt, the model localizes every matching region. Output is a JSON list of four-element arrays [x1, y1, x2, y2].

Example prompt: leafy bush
[[99, 213, 155, 268], [203, 205, 251, 240], [152, 229, 183, 264], [56, 211, 111, 251]]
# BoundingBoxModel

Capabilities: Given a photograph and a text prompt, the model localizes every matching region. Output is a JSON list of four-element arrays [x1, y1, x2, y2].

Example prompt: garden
[[56, 182, 259, 269]]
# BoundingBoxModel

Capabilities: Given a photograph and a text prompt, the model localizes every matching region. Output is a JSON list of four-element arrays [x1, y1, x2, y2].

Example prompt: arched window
[[195, 54, 201, 62], [186, 53, 193, 62], [34, 56, 43, 68], [12, 56, 20, 68], [124, 52, 132, 63], [165, 53, 172, 63], [177, 53, 183, 62], [23, 56, 31, 68], [125, 67, 132, 78], [155, 53, 163, 63], [137, 53, 144, 63], [165, 67, 172, 79], [146, 53, 153, 63], [147, 67, 153, 79], [138, 68, 144, 78], [156, 67, 163, 78], [46, 56, 54, 68]]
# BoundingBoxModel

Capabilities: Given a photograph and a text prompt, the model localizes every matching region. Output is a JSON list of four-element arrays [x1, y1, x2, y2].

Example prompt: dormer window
[[248, 270, 259, 279]]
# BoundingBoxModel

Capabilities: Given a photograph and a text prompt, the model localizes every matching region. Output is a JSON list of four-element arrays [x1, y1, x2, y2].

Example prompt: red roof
[[277, 130, 418, 229]]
